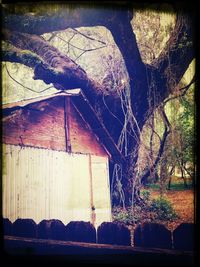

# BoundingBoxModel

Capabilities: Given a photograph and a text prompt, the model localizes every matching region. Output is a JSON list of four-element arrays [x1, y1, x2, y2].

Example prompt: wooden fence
[[3, 218, 194, 251]]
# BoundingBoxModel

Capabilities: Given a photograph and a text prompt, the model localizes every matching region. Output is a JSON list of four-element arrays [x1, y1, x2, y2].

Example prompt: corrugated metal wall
[[91, 155, 112, 227], [2, 144, 111, 227]]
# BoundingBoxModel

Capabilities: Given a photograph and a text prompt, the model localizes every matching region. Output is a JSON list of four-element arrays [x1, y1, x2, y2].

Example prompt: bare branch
[[141, 126, 170, 184], [140, 104, 171, 185], [72, 28, 107, 45], [163, 74, 195, 105], [159, 105, 171, 131], [2, 48, 43, 68], [179, 75, 195, 91], [58, 35, 106, 53], [102, 95, 124, 127], [147, 117, 162, 143], [47, 32, 58, 42]]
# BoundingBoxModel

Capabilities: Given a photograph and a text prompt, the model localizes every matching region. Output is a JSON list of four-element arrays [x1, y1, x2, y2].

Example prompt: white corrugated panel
[[2, 144, 111, 226], [91, 155, 112, 228]]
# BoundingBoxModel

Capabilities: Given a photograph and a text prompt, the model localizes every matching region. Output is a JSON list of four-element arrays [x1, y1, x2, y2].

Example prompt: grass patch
[[146, 176, 193, 191], [168, 183, 193, 190]]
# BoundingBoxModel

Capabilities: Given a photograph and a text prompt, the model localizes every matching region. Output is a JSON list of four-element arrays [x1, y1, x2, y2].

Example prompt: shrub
[[112, 206, 148, 225], [112, 195, 178, 226], [112, 207, 134, 225], [150, 197, 178, 221], [141, 190, 151, 202]]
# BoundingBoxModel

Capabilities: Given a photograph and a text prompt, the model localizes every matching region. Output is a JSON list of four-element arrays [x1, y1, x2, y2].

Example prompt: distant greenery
[[145, 175, 193, 191], [167, 183, 193, 190], [146, 182, 193, 191], [136, 77, 195, 193]]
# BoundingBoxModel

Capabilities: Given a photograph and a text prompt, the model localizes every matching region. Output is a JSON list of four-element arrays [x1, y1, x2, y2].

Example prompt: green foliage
[[147, 177, 193, 191], [168, 182, 193, 190], [112, 207, 135, 225], [177, 87, 195, 163], [112, 193, 178, 225], [150, 197, 178, 221], [141, 189, 151, 202], [112, 205, 153, 225]]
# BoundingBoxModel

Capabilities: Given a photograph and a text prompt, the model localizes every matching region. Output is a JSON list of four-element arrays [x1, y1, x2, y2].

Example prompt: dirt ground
[[149, 189, 195, 231]]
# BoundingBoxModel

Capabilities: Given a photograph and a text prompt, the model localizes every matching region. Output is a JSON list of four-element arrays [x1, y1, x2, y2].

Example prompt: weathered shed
[[2, 90, 124, 227]]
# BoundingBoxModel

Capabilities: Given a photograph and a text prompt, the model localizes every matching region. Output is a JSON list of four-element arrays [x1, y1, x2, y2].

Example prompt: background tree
[[137, 70, 195, 191], [165, 83, 195, 189]]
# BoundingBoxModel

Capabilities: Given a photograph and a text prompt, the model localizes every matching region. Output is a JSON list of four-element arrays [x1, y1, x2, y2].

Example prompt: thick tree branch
[[2, 5, 140, 112], [141, 106, 171, 184], [163, 75, 195, 105], [2, 29, 104, 102], [2, 5, 125, 35], [106, 10, 149, 129], [152, 13, 194, 100], [2, 48, 43, 68]]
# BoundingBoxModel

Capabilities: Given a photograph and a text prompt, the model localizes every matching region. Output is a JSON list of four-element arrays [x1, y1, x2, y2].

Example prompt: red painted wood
[[3, 96, 108, 157]]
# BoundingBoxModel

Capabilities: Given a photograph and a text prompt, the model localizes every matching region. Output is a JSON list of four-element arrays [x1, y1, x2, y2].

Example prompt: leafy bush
[[112, 205, 153, 225], [150, 197, 178, 221], [112, 195, 178, 225], [112, 207, 134, 225], [141, 189, 151, 202]]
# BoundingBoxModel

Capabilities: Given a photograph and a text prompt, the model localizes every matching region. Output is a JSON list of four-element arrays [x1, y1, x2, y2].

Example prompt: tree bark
[[167, 165, 175, 190]]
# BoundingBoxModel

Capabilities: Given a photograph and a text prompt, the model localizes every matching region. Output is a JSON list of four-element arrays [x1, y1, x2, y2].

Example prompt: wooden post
[[64, 97, 71, 152], [89, 155, 96, 227]]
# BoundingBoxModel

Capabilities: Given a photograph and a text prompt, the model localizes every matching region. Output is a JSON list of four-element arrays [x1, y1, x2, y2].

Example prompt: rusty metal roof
[[2, 89, 81, 109]]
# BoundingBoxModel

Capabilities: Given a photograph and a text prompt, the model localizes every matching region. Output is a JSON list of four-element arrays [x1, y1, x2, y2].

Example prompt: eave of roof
[[2, 89, 81, 109], [72, 91, 125, 164]]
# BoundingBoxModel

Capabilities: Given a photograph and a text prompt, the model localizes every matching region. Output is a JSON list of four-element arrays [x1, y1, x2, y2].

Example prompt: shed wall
[[2, 98, 66, 151], [2, 144, 111, 226], [69, 103, 106, 156], [90, 155, 112, 227]]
